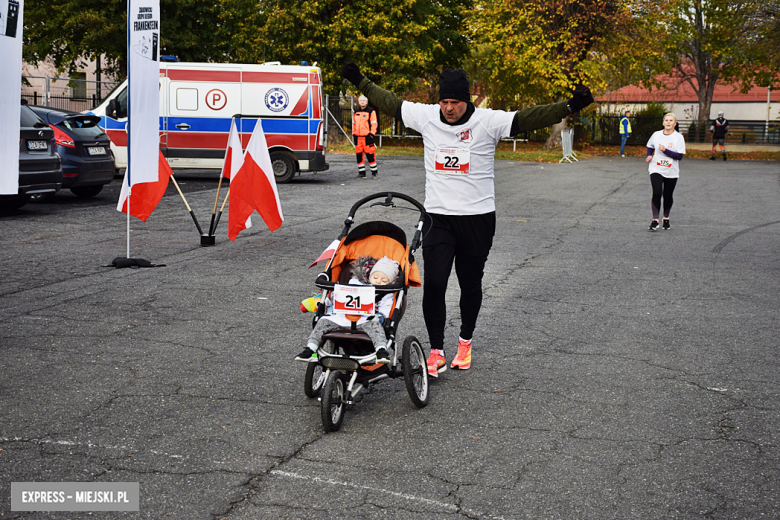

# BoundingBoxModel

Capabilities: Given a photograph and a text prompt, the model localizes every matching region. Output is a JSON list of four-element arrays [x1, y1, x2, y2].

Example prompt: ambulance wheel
[[402, 336, 429, 408], [270, 151, 296, 183], [321, 371, 347, 432], [304, 340, 334, 398]]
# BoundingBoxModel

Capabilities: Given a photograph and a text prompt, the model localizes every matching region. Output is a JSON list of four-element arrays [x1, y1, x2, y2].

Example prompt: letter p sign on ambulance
[[206, 89, 227, 111]]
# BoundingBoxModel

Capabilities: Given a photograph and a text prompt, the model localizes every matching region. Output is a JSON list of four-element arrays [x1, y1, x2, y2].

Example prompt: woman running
[[646, 113, 685, 231]]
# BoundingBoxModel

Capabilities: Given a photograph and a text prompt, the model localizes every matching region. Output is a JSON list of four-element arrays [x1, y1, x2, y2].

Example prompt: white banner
[[127, 0, 160, 186], [0, 0, 23, 194]]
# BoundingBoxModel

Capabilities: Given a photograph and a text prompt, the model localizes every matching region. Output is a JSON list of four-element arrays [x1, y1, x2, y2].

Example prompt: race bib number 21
[[333, 284, 375, 315]]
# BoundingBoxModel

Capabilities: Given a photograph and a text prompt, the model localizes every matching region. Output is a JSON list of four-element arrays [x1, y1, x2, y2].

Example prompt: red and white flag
[[221, 119, 244, 180], [116, 150, 172, 222], [309, 239, 341, 268], [221, 119, 251, 230], [228, 120, 283, 241]]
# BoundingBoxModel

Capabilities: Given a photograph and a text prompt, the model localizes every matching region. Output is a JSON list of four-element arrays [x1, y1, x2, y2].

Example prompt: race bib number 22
[[434, 148, 470, 175]]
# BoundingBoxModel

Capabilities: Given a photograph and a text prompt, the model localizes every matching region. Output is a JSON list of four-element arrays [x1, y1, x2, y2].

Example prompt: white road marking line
[[270, 470, 508, 519]]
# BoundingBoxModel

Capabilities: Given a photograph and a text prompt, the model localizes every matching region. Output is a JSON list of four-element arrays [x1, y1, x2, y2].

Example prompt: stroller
[[303, 192, 429, 432]]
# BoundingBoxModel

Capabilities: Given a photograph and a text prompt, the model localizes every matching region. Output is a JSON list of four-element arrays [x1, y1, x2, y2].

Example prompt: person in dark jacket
[[710, 111, 730, 161], [342, 62, 594, 377]]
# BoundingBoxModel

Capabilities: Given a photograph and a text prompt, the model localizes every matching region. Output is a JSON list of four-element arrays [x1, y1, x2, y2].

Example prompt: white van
[[90, 60, 328, 183]]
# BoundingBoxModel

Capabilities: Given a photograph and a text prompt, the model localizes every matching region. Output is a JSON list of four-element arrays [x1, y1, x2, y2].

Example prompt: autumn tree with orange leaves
[[465, 0, 636, 149]]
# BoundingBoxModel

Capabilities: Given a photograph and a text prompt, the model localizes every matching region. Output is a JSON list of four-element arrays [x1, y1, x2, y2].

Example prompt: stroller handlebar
[[338, 192, 428, 263]]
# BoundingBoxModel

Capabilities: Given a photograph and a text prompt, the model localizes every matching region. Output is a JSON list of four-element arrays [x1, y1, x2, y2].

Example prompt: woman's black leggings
[[650, 173, 678, 219]]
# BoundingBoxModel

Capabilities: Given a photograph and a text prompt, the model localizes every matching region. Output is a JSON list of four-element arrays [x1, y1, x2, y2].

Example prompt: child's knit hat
[[370, 256, 399, 283]]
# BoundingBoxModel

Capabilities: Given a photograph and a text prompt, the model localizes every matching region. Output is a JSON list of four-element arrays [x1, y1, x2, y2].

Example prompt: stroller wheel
[[402, 336, 429, 408], [321, 371, 347, 432], [304, 340, 335, 398]]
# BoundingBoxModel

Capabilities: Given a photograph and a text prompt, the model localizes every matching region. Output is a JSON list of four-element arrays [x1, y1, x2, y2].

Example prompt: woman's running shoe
[[662, 219, 670, 230], [649, 220, 660, 231], [450, 339, 472, 370]]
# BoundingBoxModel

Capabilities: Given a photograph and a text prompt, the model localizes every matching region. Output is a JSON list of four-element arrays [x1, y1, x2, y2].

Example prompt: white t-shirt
[[401, 101, 516, 215], [646, 130, 686, 179]]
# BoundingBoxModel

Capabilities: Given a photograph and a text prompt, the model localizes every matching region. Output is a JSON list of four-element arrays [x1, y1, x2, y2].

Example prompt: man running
[[341, 62, 594, 377], [710, 111, 730, 161]]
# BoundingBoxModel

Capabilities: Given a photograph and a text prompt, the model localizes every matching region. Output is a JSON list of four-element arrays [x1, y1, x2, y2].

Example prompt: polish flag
[[309, 239, 341, 268], [221, 119, 244, 180], [228, 120, 283, 241], [221, 120, 251, 230], [116, 150, 173, 222]]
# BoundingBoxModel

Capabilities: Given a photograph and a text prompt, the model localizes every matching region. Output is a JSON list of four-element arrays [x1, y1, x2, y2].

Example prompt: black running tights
[[421, 213, 495, 350], [650, 173, 678, 219]]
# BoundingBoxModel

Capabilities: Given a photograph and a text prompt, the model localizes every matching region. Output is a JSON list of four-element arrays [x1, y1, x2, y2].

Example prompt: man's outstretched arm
[[342, 62, 402, 119], [510, 86, 594, 136]]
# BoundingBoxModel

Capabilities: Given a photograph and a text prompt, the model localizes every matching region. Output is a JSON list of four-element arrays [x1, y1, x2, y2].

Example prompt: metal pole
[[324, 94, 329, 149], [766, 87, 771, 144], [126, 184, 130, 258]]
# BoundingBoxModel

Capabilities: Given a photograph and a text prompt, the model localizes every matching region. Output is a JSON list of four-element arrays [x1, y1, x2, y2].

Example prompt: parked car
[[28, 106, 115, 198], [0, 103, 63, 212]]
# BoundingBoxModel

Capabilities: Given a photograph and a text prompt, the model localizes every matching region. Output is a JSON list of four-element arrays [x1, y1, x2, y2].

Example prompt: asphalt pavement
[[1, 154, 779, 519]]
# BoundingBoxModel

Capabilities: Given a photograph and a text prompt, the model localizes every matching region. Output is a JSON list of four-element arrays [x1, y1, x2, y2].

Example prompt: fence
[[21, 75, 121, 112], [582, 115, 780, 146], [326, 97, 780, 147]]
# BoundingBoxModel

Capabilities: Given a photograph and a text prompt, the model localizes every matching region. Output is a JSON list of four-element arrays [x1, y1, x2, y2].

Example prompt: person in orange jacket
[[353, 95, 379, 178]]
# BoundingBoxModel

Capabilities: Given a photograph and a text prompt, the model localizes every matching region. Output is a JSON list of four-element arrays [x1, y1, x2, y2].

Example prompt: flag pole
[[170, 173, 204, 235], [126, 183, 131, 257], [211, 189, 229, 235], [208, 175, 224, 236]]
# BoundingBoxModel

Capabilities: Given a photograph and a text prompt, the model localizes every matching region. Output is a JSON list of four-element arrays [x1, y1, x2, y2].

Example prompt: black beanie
[[438, 69, 470, 103]]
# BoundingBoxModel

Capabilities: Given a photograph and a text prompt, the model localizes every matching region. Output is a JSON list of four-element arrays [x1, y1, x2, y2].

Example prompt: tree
[[637, 0, 779, 124], [24, 0, 127, 76], [751, 1, 780, 71], [465, 0, 634, 149], [24, 0, 230, 78], [224, 0, 472, 95]]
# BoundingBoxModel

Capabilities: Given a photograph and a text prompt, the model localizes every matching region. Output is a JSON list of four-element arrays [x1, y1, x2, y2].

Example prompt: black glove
[[365, 134, 374, 146], [342, 62, 365, 87], [567, 85, 594, 113]]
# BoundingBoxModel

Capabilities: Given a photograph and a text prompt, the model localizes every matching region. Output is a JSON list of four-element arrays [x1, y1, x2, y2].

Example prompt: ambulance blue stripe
[[167, 117, 320, 134], [98, 116, 321, 133]]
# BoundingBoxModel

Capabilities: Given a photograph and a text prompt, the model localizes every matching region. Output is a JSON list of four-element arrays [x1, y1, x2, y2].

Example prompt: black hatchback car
[[29, 106, 115, 198], [0, 104, 63, 212]]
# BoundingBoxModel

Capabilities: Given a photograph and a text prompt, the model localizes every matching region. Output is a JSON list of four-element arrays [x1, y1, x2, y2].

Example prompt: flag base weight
[[200, 235, 216, 246]]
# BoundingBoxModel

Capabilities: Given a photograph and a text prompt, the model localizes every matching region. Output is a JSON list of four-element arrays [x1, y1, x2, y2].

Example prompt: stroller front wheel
[[321, 371, 347, 432], [304, 340, 335, 398], [402, 336, 429, 408]]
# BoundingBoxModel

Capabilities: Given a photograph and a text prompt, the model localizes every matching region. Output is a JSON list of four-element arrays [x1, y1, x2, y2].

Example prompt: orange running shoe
[[450, 339, 472, 370], [426, 351, 447, 378]]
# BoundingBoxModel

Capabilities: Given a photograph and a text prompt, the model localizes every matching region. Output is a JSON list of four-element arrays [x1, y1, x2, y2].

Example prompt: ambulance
[[90, 60, 328, 183]]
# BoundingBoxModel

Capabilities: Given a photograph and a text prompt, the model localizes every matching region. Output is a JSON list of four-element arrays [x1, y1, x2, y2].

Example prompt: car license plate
[[27, 140, 48, 151], [87, 146, 106, 155]]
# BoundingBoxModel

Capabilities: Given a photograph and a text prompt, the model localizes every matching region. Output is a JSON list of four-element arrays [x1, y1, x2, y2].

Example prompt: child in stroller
[[295, 255, 400, 364]]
